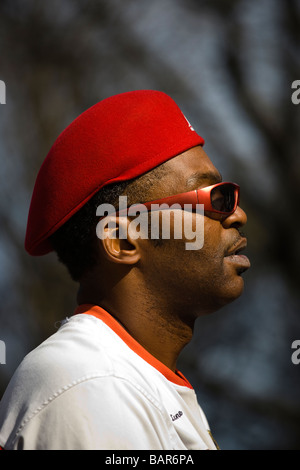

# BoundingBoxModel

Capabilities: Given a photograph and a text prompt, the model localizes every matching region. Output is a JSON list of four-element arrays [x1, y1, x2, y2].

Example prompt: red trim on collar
[[74, 304, 193, 389]]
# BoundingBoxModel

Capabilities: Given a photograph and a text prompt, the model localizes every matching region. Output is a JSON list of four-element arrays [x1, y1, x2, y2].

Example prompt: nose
[[222, 205, 247, 230]]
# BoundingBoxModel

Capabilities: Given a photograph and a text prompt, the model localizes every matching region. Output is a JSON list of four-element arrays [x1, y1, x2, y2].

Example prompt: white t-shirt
[[0, 304, 218, 450]]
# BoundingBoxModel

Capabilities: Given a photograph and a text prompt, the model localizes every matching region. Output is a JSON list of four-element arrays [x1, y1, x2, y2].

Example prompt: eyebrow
[[186, 171, 223, 190]]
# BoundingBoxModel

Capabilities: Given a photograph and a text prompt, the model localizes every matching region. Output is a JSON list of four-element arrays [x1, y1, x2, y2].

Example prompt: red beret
[[25, 90, 204, 256]]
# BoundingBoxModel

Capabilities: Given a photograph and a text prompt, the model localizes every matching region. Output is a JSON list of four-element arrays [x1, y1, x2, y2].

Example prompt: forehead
[[153, 146, 222, 197]]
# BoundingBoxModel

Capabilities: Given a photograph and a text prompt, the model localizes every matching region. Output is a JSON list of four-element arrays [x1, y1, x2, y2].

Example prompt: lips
[[225, 238, 248, 257], [224, 238, 251, 273]]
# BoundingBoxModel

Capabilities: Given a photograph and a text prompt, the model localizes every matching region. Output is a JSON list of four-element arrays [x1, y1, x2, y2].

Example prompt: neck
[[77, 269, 194, 372]]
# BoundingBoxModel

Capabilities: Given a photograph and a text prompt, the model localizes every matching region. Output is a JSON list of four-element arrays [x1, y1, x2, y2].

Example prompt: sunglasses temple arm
[[116, 191, 199, 216]]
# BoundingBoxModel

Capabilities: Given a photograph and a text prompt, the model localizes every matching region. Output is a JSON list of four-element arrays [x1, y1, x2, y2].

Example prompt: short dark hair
[[50, 164, 167, 282]]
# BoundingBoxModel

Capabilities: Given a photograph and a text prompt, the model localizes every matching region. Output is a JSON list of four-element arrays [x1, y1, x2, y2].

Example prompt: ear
[[96, 216, 141, 265]]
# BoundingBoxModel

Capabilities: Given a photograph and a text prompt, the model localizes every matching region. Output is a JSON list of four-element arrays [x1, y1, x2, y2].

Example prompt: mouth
[[224, 238, 251, 274]]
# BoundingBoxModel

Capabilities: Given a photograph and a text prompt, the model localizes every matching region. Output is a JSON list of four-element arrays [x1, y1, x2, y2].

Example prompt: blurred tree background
[[0, 0, 299, 450]]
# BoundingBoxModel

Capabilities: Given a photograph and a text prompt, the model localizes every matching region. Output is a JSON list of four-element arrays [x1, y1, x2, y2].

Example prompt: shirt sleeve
[[10, 375, 176, 450]]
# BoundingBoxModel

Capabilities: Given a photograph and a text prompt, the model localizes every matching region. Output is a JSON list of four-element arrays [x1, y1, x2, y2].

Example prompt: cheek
[[195, 221, 224, 270], [143, 234, 223, 292], [138, 216, 242, 299], [140, 215, 224, 276], [139, 236, 244, 314], [178, 221, 244, 301]]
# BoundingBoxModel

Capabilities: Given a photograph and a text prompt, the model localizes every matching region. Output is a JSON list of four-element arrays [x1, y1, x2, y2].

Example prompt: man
[[0, 90, 249, 450]]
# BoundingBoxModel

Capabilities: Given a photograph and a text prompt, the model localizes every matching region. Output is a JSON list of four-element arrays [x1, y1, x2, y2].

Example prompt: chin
[[206, 275, 245, 313], [221, 276, 245, 305]]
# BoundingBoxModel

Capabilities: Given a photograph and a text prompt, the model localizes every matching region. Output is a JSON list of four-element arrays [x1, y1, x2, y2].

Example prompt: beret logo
[[184, 115, 195, 132]]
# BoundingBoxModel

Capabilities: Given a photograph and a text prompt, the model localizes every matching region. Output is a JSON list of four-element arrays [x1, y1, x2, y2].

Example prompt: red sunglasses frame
[[115, 182, 240, 217]]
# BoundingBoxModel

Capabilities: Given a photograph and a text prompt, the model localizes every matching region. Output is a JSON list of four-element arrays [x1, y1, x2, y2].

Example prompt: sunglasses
[[115, 182, 240, 217]]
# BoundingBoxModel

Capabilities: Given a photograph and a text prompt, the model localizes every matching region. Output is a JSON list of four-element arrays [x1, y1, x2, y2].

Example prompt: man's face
[[137, 145, 250, 317]]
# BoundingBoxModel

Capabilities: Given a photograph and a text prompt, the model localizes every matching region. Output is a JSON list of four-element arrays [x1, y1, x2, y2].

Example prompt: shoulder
[[0, 315, 118, 410], [1, 370, 171, 450], [0, 314, 173, 449]]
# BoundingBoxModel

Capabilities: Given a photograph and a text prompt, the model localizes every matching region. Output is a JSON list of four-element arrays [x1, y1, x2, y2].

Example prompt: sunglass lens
[[211, 185, 236, 212]]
